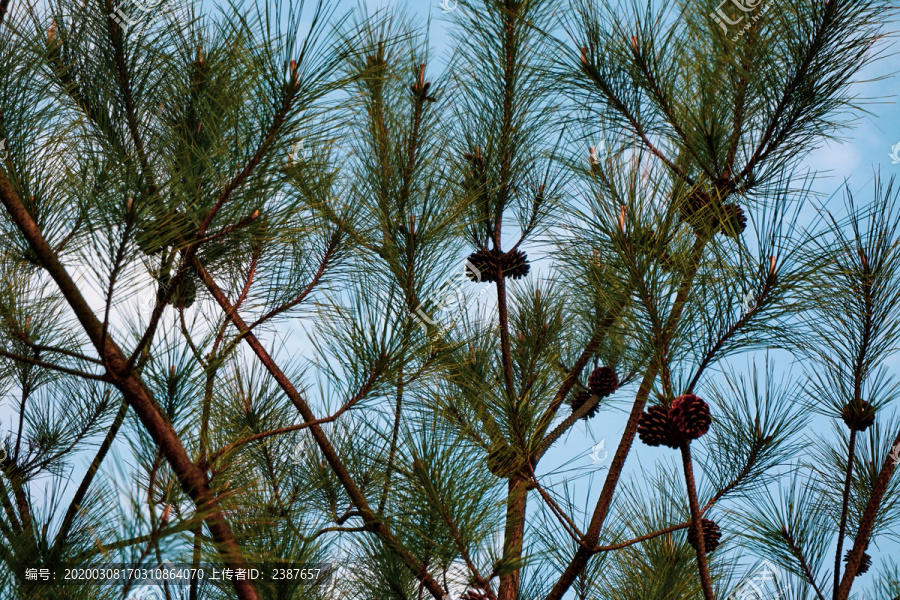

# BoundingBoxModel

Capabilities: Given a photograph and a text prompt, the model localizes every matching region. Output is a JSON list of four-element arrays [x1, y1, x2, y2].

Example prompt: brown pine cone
[[842, 398, 875, 432], [466, 248, 530, 282], [467, 248, 501, 283], [679, 190, 720, 235], [486, 443, 520, 478], [460, 591, 489, 600], [499, 248, 530, 280], [670, 394, 712, 440], [638, 405, 680, 449], [588, 366, 619, 397], [171, 275, 197, 310], [843, 549, 872, 575], [720, 203, 747, 239], [687, 518, 721, 553], [570, 389, 598, 420]]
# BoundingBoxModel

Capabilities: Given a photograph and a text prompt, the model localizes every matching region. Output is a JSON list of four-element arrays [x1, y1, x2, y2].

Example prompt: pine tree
[[0, 0, 897, 599]]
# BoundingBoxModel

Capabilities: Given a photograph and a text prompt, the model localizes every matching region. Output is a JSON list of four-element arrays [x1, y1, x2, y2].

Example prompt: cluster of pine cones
[[570, 366, 619, 420], [466, 248, 530, 283], [679, 189, 747, 239], [637, 394, 711, 448]]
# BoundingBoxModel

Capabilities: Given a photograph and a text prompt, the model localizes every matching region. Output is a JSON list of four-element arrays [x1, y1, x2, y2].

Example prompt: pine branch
[[0, 348, 110, 381], [834, 427, 900, 600], [103, 0, 152, 181], [726, 22, 760, 172], [680, 443, 714, 600], [0, 478, 21, 535], [191, 256, 449, 600], [0, 168, 260, 600], [496, 275, 517, 402], [11, 340, 102, 365], [199, 70, 299, 235], [597, 522, 689, 552], [833, 429, 858, 599], [781, 526, 827, 600], [685, 259, 777, 393], [544, 235, 708, 600], [247, 225, 342, 329], [430, 476, 497, 600], [50, 398, 128, 555], [577, 45, 694, 186], [206, 368, 382, 469], [533, 315, 613, 460], [738, 0, 838, 182], [527, 463, 585, 543], [378, 373, 404, 515], [629, 36, 713, 182]]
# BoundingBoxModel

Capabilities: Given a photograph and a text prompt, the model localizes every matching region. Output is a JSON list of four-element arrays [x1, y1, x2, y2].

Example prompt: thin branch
[[534, 320, 611, 460], [680, 443, 715, 600], [53, 397, 129, 554], [738, 2, 839, 182], [526, 463, 585, 544], [834, 429, 858, 600], [596, 521, 689, 552], [199, 84, 298, 235], [630, 40, 714, 182], [686, 275, 775, 393], [0, 168, 259, 600], [781, 526, 827, 600], [191, 257, 448, 600], [16, 341, 103, 365], [0, 348, 110, 381], [305, 525, 367, 540], [208, 416, 348, 468], [85, 519, 207, 556], [247, 227, 341, 330], [378, 373, 404, 515], [196, 210, 260, 245], [578, 47, 693, 186]]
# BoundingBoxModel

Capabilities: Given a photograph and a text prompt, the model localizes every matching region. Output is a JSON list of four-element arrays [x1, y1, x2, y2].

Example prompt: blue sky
[[7, 0, 898, 597], [337, 1, 900, 597]]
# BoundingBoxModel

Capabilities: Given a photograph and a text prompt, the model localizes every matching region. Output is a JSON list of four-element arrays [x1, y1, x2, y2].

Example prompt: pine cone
[[570, 389, 598, 420], [633, 227, 676, 270], [670, 394, 711, 440], [486, 443, 520, 478], [500, 248, 530, 280], [629, 225, 659, 251], [588, 366, 619, 397], [679, 190, 720, 234], [842, 398, 875, 431], [720, 203, 747, 239], [467, 248, 500, 282], [638, 405, 680, 449], [466, 248, 530, 283], [136, 210, 198, 255], [843, 549, 872, 575], [172, 275, 197, 309], [460, 592, 489, 600], [687, 518, 721, 554]]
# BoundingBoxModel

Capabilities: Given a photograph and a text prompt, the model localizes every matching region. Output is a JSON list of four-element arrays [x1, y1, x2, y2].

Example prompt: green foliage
[[0, 0, 898, 599]]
